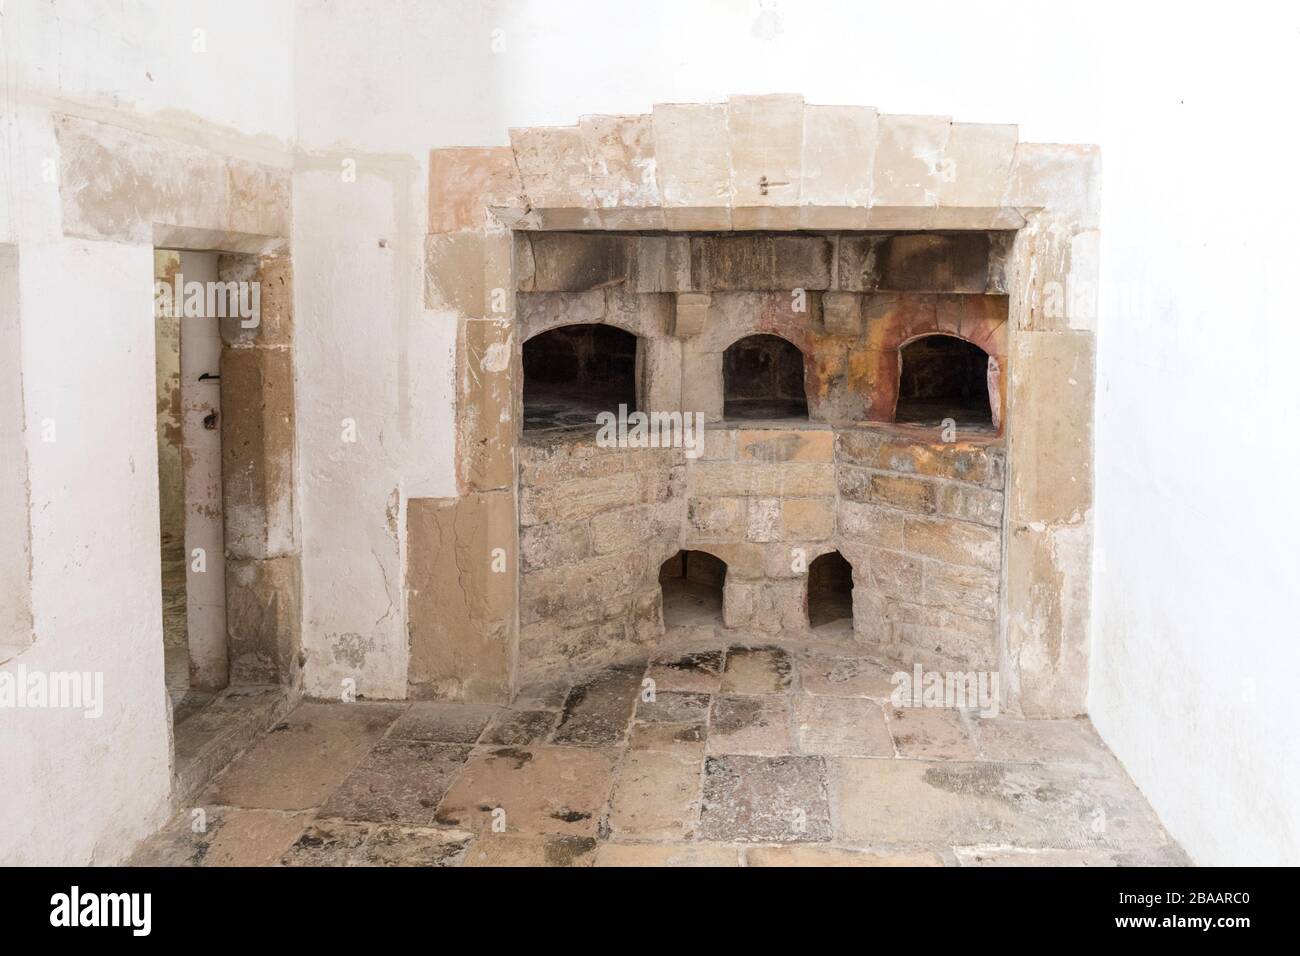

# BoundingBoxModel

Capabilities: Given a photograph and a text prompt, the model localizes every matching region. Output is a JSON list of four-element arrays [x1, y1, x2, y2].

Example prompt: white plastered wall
[[0, 0, 294, 865]]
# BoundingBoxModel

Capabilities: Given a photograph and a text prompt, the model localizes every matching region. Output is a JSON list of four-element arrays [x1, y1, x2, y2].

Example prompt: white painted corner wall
[[0, 0, 295, 865]]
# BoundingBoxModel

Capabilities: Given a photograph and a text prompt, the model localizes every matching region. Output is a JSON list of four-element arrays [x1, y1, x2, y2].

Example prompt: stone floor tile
[[628, 721, 706, 758], [606, 750, 702, 841], [434, 746, 616, 838], [745, 845, 944, 867], [278, 820, 369, 866], [699, 754, 832, 843], [635, 689, 711, 723], [708, 695, 792, 755], [318, 740, 471, 824], [836, 758, 1178, 852], [720, 646, 793, 694], [974, 717, 1113, 766], [799, 654, 899, 699], [386, 701, 499, 743], [128, 807, 311, 867], [550, 665, 642, 745], [594, 843, 741, 867], [280, 820, 472, 866], [887, 705, 978, 759], [479, 709, 559, 747], [511, 681, 571, 711], [206, 702, 405, 811], [646, 649, 725, 693], [794, 695, 894, 756], [461, 833, 597, 867]]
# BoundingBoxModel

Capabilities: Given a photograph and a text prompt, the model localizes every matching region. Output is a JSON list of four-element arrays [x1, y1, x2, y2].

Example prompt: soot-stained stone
[[551, 664, 643, 745]]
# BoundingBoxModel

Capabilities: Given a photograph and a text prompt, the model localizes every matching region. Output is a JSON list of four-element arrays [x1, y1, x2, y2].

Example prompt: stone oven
[[416, 96, 1098, 719], [513, 229, 1010, 684]]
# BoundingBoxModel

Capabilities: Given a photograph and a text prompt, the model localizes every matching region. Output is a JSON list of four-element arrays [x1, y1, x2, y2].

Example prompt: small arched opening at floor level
[[806, 550, 854, 630], [658, 550, 727, 628]]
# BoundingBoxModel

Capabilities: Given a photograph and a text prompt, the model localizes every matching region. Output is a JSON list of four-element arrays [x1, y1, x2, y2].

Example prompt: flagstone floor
[[130, 632, 1188, 867]]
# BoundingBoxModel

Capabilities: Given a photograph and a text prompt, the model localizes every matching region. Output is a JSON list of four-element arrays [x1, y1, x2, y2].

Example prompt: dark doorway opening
[[895, 334, 992, 427], [659, 550, 727, 627], [522, 323, 638, 430], [807, 550, 854, 630], [722, 333, 808, 420]]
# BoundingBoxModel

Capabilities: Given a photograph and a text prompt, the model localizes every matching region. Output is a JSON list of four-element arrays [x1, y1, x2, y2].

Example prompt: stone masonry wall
[[686, 424, 1005, 670], [516, 438, 686, 684], [834, 429, 1005, 669]]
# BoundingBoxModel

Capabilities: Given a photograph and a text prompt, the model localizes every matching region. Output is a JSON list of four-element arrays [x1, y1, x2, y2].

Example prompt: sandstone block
[[871, 114, 952, 208], [1005, 520, 1091, 717], [862, 547, 923, 602], [225, 554, 300, 685], [220, 346, 296, 560], [680, 349, 723, 421], [868, 473, 939, 515], [673, 292, 711, 337], [428, 147, 523, 233], [701, 428, 735, 461], [834, 428, 885, 465], [736, 428, 833, 463], [1006, 143, 1101, 230], [872, 438, 993, 484], [921, 559, 998, 621], [524, 233, 631, 292], [519, 521, 592, 573], [407, 493, 515, 702], [878, 233, 991, 293], [781, 498, 835, 541], [691, 461, 837, 498], [509, 125, 594, 214], [836, 235, 888, 292], [937, 482, 1004, 528], [838, 501, 905, 549], [519, 471, 638, 527], [745, 497, 783, 543], [1008, 331, 1094, 523], [653, 103, 731, 212], [728, 94, 805, 227], [579, 113, 661, 210], [633, 235, 692, 293], [800, 104, 877, 213], [218, 254, 292, 349], [590, 503, 677, 556], [903, 515, 1001, 571], [520, 551, 648, 627], [938, 123, 1018, 209], [821, 291, 862, 335], [460, 318, 516, 492]]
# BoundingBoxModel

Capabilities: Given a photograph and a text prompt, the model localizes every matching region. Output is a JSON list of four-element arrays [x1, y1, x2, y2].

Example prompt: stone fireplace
[[416, 96, 1098, 719]]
